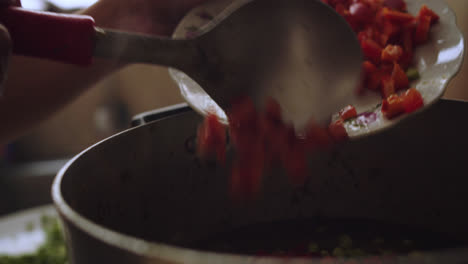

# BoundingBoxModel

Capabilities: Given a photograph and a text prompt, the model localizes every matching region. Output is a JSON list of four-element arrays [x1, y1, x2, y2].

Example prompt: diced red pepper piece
[[382, 7, 415, 24], [358, 26, 374, 42], [262, 98, 287, 161], [399, 51, 413, 70], [367, 69, 384, 91], [381, 44, 403, 62], [335, 3, 348, 16], [361, 38, 383, 63], [328, 119, 349, 142], [383, 0, 407, 11], [339, 105, 358, 120], [305, 122, 333, 150], [264, 97, 282, 121], [401, 24, 414, 54], [363, 60, 377, 74], [379, 20, 400, 46], [350, 2, 374, 24], [197, 113, 226, 164], [228, 97, 259, 151], [414, 15, 431, 45], [419, 5, 439, 24], [401, 87, 424, 113], [219, 0, 440, 200], [381, 75, 396, 98], [380, 63, 395, 74], [230, 155, 264, 201], [392, 62, 409, 90], [282, 142, 308, 186], [381, 94, 405, 119]]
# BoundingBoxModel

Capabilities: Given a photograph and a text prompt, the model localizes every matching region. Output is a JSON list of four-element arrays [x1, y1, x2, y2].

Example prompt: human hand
[[90, 0, 214, 36]]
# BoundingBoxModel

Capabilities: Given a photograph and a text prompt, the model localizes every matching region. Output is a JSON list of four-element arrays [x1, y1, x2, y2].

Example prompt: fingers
[[0, 24, 11, 95]]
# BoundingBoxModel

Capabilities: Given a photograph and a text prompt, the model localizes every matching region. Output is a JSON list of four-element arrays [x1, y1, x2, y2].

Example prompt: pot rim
[[51, 127, 259, 264], [51, 117, 468, 264]]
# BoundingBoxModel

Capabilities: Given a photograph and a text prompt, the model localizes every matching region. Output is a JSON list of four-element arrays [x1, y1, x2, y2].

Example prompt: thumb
[[0, 24, 11, 96]]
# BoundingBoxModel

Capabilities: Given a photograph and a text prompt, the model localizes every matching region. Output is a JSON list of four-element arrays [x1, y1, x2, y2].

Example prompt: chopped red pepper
[[197, 113, 226, 164], [383, 0, 407, 11], [418, 5, 439, 24], [198, 0, 436, 200], [335, 3, 348, 17], [339, 105, 358, 120], [305, 122, 333, 150], [363, 60, 377, 74], [391, 62, 409, 90], [379, 20, 400, 46], [401, 88, 424, 113], [381, 75, 396, 98], [230, 156, 264, 201], [381, 7, 415, 24], [381, 88, 424, 119], [381, 94, 405, 119], [381, 44, 403, 62], [401, 25, 414, 50], [367, 69, 384, 91], [361, 38, 383, 64], [328, 119, 349, 142], [282, 142, 308, 186], [349, 2, 374, 24], [223, 96, 345, 199], [399, 51, 413, 70], [324, 0, 437, 99], [414, 15, 432, 45], [228, 97, 259, 152]]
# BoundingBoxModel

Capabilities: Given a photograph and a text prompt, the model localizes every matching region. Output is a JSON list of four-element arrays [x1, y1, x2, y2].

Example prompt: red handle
[[0, 7, 96, 66]]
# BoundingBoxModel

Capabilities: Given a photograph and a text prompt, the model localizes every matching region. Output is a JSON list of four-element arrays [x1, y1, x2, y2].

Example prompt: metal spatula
[[0, 0, 362, 128]]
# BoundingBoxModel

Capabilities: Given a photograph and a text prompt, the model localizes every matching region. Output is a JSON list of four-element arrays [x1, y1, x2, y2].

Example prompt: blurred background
[[0, 0, 467, 213]]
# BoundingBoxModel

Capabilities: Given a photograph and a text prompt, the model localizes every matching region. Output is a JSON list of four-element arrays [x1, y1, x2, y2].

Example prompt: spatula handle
[[0, 7, 95, 66], [94, 28, 198, 70]]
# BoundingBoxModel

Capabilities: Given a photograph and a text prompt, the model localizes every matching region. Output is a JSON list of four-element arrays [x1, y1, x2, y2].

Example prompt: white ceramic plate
[[0, 205, 56, 256], [169, 0, 464, 139]]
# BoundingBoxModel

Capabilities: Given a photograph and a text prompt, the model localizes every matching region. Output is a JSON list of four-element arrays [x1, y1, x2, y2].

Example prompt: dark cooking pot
[[52, 99, 468, 264]]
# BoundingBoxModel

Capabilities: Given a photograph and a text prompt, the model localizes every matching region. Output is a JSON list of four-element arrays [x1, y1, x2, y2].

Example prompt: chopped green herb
[[0, 215, 67, 264], [406, 68, 420, 81]]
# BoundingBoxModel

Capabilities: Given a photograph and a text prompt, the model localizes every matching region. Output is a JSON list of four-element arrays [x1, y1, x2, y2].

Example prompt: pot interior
[[59, 101, 468, 258]]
